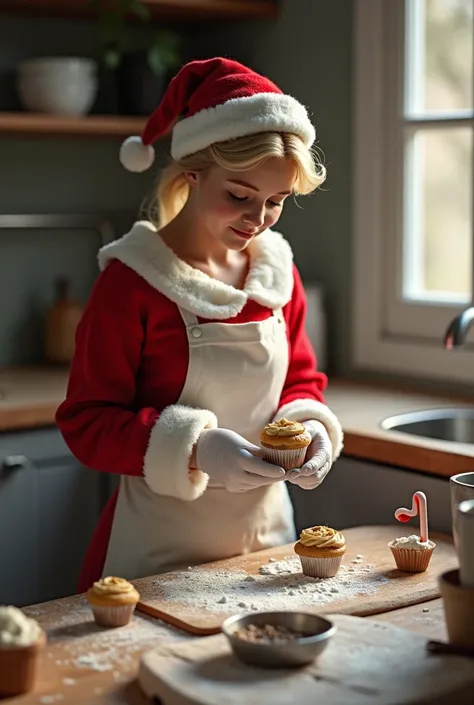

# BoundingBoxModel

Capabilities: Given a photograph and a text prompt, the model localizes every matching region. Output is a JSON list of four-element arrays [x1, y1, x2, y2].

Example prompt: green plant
[[90, 0, 181, 74]]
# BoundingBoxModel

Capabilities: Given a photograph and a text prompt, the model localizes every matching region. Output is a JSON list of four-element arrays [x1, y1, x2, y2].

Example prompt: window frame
[[352, 0, 474, 383]]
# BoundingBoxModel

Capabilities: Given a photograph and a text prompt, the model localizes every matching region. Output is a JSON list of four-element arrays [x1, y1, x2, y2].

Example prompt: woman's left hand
[[286, 420, 333, 490]]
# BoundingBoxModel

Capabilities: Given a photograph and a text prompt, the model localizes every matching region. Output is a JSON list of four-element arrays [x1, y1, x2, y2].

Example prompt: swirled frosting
[[263, 419, 305, 437], [300, 526, 345, 550], [90, 576, 137, 598]]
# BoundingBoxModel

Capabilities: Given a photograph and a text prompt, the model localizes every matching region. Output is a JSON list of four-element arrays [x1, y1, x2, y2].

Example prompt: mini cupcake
[[388, 535, 436, 573], [86, 576, 140, 627], [294, 525, 346, 578], [260, 418, 311, 471], [0, 606, 46, 697]]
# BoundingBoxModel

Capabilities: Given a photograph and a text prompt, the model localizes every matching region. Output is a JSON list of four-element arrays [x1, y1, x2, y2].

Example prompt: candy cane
[[394, 491, 429, 543]]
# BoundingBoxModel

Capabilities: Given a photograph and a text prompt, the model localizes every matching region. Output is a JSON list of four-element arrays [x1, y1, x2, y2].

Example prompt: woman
[[56, 57, 344, 591]]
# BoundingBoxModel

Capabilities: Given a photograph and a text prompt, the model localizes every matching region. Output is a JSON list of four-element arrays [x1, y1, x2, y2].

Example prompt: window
[[353, 0, 474, 382]]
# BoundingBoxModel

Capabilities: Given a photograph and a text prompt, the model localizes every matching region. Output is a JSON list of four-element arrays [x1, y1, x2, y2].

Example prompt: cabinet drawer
[[0, 426, 70, 463]]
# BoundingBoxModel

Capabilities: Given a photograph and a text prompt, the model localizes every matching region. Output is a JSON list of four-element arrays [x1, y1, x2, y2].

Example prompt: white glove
[[196, 428, 285, 493], [286, 420, 333, 490]]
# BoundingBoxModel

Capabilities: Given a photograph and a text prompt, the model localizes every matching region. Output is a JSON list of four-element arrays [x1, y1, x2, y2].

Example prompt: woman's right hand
[[195, 428, 285, 493]]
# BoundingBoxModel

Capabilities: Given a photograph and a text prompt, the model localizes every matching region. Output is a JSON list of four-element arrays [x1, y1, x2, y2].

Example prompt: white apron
[[103, 305, 296, 580]]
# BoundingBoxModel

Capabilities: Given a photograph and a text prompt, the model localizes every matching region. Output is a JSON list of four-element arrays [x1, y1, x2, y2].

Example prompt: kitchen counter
[[1, 367, 474, 478], [0, 366, 67, 432], [326, 380, 474, 477], [7, 524, 454, 705], [7, 599, 447, 705]]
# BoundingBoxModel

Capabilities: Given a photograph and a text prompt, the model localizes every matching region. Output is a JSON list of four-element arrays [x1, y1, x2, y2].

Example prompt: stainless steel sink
[[381, 408, 474, 444]]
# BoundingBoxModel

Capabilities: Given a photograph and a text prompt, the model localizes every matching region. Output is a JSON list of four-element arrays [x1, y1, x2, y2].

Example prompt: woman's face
[[187, 157, 296, 251]]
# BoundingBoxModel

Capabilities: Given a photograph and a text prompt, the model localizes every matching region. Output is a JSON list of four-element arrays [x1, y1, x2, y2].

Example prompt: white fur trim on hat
[[143, 404, 218, 501], [273, 398, 344, 461], [120, 136, 155, 172], [171, 92, 315, 160]]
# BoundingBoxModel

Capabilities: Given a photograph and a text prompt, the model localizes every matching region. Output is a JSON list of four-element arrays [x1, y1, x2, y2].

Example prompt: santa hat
[[119, 57, 316, 172]]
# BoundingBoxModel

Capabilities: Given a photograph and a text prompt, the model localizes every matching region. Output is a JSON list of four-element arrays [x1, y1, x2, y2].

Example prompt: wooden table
[[4, 597, 449, 705], [4, 547, 451, 704]]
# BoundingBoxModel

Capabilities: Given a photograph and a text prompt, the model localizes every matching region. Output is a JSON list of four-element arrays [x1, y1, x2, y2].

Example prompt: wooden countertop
[[5, 599, 447, 705], [7, 524, 454, 705], [0, 366, 67, 432], [325, 380, 474, 477], [1, 367, 474, 478]]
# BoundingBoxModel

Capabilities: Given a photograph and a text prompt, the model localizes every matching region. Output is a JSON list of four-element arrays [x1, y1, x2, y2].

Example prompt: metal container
[[457, 499, 474, 588], [221, 611, 336, 669]]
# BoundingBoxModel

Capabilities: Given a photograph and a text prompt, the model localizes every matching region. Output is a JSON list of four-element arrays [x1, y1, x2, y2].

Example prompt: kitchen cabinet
[[289, 456, 453, 537], [0, 426, 115, 607]]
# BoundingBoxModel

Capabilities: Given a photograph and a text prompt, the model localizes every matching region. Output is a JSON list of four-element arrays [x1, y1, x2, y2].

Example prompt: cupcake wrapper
[[298, 554, 343, 578], [262, 446, 307, 471], [0, 632, 45, 697], [91, 604, 136, 628], [389, 545, 435, 573]]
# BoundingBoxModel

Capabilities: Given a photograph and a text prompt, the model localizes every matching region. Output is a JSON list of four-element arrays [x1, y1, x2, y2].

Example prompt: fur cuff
[[274, 398, 344, 460], [143, 405, 218, 500]]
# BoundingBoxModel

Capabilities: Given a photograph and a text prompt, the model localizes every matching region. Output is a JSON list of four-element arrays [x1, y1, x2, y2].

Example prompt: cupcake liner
[[389, 544, 435, 573], [91, 603, 136, 627], [0, 631, 46, 697], [298, 554, 343, 578], [261, 446, 307, 471]]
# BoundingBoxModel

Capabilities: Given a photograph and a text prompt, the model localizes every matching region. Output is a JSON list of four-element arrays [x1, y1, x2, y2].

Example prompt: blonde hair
[[147, 132, 326, 228]]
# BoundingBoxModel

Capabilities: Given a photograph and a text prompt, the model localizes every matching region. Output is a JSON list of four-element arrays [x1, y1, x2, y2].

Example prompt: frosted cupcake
[[260, 418, 311, 471], [0, 606, 46, 697], [388, 535, 436, 573], [86, 576, 140, 627], [294, 526, 346, 578]]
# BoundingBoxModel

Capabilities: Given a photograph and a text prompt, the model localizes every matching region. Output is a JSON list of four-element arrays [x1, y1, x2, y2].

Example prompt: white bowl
[[16, 58, 98, 115], [18, 57, 96, 77]]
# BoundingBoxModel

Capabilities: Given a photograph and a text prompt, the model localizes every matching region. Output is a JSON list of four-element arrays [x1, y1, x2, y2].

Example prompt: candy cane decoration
[[394, 491, 429, 543]]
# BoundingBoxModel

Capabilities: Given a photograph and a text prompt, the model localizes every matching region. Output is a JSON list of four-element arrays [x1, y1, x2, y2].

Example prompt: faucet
[[444, 307, 474, 349]]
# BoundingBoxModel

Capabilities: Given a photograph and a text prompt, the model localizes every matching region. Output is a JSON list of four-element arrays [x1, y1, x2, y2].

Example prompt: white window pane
[[406, 0, 473, 115], [403, 127, 472, 301]]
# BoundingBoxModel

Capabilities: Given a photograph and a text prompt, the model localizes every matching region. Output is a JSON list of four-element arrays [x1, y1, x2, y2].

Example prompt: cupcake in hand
[[86, 576, 140, 627], [260, 418, 311, 471], [294, 525, 346, 578]]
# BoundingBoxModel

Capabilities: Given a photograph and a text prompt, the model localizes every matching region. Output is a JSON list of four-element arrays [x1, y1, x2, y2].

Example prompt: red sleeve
[[279, 265, 327, 407], [56, 261, 216, 500], [276, 264, 343, 459]]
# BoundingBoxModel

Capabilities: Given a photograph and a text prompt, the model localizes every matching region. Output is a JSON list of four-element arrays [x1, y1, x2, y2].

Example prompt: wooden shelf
[[0, 112, 147, 138], [0, 0, 277, 21]]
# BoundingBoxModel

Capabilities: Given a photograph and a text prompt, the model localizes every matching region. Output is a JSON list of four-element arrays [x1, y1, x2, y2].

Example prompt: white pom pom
[[119, 136, 155, 173]]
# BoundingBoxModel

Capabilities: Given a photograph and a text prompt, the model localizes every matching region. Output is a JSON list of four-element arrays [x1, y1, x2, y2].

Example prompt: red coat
[[56, 222, 343, 591]]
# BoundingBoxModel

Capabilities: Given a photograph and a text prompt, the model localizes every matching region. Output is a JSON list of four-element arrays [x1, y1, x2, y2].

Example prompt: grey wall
[[0, 14, 169, 365], [0, 2, 352, 372]]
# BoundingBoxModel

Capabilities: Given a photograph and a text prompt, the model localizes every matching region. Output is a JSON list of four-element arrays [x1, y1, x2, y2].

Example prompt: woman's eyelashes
[[227, 192, 282, 208], [228, 192, 247, 202]]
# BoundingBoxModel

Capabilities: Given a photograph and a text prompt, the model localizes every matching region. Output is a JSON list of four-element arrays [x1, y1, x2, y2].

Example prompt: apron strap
[[178, 307, 200, 327]]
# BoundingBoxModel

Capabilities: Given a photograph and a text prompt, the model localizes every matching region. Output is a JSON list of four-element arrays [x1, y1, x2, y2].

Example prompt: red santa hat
[[119, 57, 316, 172]]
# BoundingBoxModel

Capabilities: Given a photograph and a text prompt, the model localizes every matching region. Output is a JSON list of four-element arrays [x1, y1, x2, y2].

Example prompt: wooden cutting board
[[134, 526, 457, 636], [138, 614, 474, 705]]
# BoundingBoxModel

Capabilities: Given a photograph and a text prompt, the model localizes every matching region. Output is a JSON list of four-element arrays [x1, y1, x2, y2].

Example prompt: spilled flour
[[152, 554, 390, 613], [25, 596, 185, 677]]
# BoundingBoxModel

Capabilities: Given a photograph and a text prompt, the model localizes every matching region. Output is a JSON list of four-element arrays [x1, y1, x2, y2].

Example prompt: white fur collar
[[98, 221, 294, 319]]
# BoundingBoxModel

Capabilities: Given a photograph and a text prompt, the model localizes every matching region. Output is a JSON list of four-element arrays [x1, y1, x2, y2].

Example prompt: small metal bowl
[[221, 611, 336, 669]]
